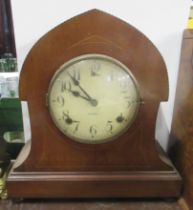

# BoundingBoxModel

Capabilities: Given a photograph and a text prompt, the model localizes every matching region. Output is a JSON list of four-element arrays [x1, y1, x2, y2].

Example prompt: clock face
[[48, 54, 140, 144]]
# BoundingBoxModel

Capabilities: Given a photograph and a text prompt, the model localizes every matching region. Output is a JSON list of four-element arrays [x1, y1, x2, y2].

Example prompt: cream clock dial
[[48, 54, 140, 144]]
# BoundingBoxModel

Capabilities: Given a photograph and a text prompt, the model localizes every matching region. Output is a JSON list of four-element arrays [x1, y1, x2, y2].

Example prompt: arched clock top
[[19, 9, 168, 102]]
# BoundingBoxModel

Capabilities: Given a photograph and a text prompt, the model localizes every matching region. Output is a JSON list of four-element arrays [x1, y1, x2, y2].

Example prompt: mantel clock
[[7, 9, 181, 198]]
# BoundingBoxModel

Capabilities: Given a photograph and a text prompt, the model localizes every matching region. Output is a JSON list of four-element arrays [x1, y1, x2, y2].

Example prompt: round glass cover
[[48, 54, 140, 144]]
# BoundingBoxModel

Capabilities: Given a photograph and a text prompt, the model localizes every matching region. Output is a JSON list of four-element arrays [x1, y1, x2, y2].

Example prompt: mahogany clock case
[[7, 10, 181, 198]]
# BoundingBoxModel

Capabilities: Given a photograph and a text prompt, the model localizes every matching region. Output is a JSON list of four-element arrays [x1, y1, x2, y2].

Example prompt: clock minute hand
[[67, 72, 98, 106], [67, 72, 91, 98], [67, 72, 79, 86]]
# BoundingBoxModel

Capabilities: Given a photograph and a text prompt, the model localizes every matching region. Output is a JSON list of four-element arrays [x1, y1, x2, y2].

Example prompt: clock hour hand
[[68, 89, 95, 102], [67, 72, 98, 106]]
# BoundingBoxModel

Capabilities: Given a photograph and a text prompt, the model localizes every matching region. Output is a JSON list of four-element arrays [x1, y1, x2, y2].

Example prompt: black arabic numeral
[[73, 121, 80, 133], [106, 121, 113, 133], [90, 61, 101, 76], [57, 96, 65, 106], [61, 81, 72, 92], [72, 67, 80, 81], [89, 125, 97, 138]]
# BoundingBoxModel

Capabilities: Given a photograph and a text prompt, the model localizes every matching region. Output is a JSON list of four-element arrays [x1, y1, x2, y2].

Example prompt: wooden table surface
[[0, 199, 183, 210]]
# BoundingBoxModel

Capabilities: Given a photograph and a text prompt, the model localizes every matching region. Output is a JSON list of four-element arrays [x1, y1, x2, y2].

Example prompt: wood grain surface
[[18, 9, 169, 172], [170, 29, 193, 210], [0, 199, 182, 210]]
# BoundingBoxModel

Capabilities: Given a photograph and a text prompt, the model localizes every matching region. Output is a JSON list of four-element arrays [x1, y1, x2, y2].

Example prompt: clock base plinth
[[7, 169, 181, 198]]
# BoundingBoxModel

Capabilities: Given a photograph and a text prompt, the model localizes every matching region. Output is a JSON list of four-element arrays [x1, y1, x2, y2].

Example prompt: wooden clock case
[[7, 10, 181, 198]]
